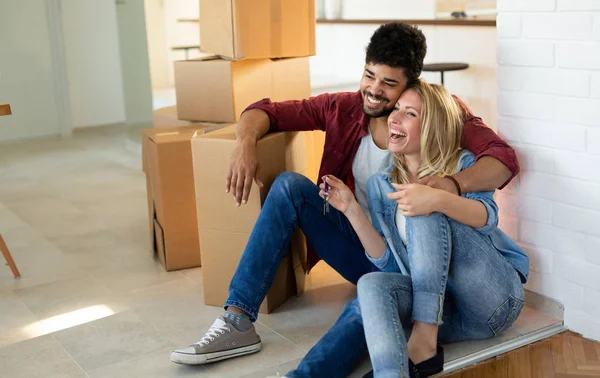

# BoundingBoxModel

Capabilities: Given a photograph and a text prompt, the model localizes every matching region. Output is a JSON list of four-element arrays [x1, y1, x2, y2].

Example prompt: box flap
[[148, 130, 196, 144], [153, 218, 167, 268], [175, 55, 223, 63]]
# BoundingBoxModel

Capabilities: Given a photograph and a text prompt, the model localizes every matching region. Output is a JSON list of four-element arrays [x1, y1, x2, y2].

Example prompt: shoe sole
[[170, 341, 262, 365]]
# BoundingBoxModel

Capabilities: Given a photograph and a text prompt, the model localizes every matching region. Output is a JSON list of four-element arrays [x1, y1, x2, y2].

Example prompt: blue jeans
[[224, 172, 377, 377], [357, 213, 525, 377]]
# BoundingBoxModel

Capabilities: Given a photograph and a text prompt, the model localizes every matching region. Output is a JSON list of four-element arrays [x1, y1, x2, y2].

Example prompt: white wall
[[60, 1, 126, 128], [115, 0, 153, 125], [144, 0, 170, 89], [144, 0, 200, 90], [496, 0, 600, 341], [343, 0, 436, 20], [310, 23, 498, 129], [0, 1, 63, 142]]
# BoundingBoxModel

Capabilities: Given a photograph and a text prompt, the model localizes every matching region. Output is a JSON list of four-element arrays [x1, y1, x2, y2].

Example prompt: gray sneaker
[[170, 316, 261, 365]]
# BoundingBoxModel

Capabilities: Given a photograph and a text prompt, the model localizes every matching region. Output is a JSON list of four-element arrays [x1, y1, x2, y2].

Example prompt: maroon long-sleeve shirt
[[246, 91, 520, 271]]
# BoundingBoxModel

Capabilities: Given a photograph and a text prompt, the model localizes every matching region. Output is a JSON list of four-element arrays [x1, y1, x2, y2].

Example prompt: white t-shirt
[[394, 208, 408, 246], [351, 129, 392, 220]]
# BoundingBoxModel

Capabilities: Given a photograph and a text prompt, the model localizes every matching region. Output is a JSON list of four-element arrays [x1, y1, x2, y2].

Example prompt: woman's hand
[[319, 175, 359, 216], [387, 183, 444, 216]]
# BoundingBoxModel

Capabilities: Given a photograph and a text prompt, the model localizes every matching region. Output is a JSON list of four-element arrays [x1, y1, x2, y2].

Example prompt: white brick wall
[[497, 41, 554, 66], [498, 0, 556, 12], [498, 117, 586, 152], [594, 15, 600, 39], [556, 42, 600, 70], [498, 0, 600, 342], [592, 74, 600, 97], [522, 14, 593, 40], [588, 129, 600, 155]]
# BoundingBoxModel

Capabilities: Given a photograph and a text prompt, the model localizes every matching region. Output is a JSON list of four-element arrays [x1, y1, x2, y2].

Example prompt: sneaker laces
[[194, 318, 231, 346]]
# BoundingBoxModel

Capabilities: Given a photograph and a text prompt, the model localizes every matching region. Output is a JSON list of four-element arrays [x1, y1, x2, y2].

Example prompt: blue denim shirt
[[366, 150, 530, 283]]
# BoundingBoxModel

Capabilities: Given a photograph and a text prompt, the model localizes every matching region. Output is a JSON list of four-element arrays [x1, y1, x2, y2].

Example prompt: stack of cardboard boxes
[[188, 0, 321, 314], [144, 0, 324, 314]]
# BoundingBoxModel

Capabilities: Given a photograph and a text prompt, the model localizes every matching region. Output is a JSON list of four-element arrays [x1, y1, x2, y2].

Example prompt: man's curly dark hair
[[365, 22, 427, 84]]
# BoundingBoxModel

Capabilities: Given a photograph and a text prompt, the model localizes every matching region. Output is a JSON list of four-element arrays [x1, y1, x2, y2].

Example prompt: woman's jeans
[[357, 213, 525, 378]]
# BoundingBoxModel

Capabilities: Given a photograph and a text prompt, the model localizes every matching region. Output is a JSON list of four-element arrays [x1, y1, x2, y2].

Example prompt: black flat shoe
[[362, 345, 444, 378], [408, 344, 444, 378]]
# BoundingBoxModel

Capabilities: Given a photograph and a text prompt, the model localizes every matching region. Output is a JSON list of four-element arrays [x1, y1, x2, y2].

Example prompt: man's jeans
[[225, 172, 378, 377], [358, 213, 525, 377]]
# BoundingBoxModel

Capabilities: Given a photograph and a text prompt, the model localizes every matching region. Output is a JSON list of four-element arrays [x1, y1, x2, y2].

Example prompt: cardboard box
[[191, 125, 323, 313], [174, 56, 310, 123], [153, 106, 204, 128], [142, 123, 234, 174], [143, 124, 233, 271], [199, 0, 316, 60]]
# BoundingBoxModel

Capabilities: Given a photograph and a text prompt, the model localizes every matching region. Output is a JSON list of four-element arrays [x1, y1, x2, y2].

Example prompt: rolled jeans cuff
[[412, 291, 444, 325]]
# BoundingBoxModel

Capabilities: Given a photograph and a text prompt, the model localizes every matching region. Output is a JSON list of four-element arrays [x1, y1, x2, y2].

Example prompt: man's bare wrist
[[237, 133, 258, 146]]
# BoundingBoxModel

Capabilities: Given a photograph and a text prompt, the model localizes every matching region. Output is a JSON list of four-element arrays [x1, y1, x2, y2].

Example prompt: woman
[[319, 80, 529, 378]]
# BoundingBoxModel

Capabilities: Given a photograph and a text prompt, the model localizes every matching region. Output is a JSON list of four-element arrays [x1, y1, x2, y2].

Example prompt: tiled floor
[[0, 126, 562, 377]]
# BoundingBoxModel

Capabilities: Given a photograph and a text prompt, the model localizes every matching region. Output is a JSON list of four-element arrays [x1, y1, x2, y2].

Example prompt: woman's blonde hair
[[391, 79, 465, 185]]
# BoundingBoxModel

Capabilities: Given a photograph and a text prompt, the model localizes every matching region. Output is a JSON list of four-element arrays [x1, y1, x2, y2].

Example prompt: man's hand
[[226, 139, 264, 207], [387, 183, 444, 216], [418, 176, 459, 195]]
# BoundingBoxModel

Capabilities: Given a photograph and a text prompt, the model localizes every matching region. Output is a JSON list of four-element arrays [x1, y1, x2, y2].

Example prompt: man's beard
[[362, 104, 393, 118], [362, 91, 392, 118]]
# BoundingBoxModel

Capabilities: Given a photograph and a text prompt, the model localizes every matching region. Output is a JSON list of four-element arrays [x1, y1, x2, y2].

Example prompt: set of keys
[[323, 179, 330, 215]]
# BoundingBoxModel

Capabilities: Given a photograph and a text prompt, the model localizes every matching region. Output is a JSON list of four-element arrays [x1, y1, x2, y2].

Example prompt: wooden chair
[[0, 104, 21, 278]]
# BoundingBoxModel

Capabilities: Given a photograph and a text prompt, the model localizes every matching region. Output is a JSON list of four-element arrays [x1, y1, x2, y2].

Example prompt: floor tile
[[0, 241, 86, 292], [88, 256, 181, 294], [0, 335, 86, 378], [15, 276, 121, 320], [52, 310, 174, 372], [89, 346, 215, 378], [257, 281, 357, 352], [132, 281, 222, 348], [179, 267, 204, 287], [48, 228, 134, 255], [0, 290, 41, 346]]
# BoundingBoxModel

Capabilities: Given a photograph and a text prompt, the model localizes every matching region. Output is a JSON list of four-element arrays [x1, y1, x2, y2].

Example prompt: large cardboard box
[[143, 124, 233, 271], [199, 0, 316, 60], [191, 125, 322, 313], [174, 56, 310, 123]]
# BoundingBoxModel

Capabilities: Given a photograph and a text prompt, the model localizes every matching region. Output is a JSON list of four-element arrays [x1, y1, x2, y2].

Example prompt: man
[[171, 22, 519, 377]]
